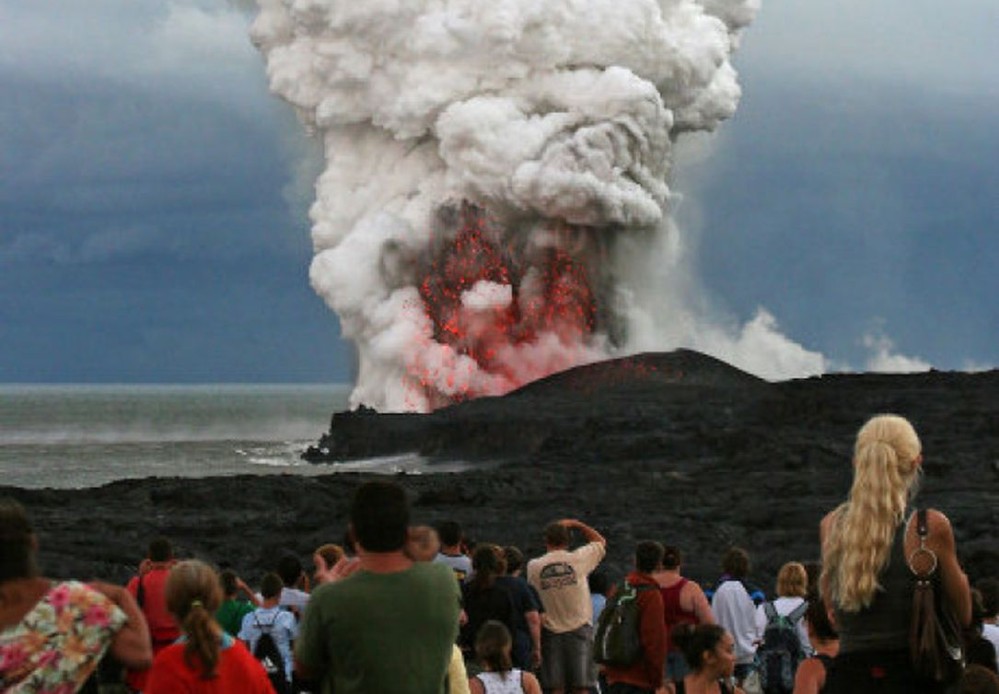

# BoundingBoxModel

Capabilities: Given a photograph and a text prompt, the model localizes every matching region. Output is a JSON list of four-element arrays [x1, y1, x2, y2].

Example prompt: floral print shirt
[[0, 580, 127, 693]]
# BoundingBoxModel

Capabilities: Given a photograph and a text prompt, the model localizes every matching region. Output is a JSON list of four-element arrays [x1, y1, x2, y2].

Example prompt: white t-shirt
[[526, 541, 606, 633], [238, 606, 299, 682], [434, 552, 473, 582], [711, 580, 759, 664]]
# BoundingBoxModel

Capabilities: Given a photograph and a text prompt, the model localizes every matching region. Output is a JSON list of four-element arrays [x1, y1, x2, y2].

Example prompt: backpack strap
[[763, 601, 778, 621], [787, 600, 809, 623], [253, 611, 277, 632]]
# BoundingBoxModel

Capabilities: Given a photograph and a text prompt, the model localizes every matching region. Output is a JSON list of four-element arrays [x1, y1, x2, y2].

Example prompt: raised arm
[[559, 518, 606, 545], [686, 581, 715, 625]]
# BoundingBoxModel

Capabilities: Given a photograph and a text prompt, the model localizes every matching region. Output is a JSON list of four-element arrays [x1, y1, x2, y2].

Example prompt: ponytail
[[164, 560, 224, 679]]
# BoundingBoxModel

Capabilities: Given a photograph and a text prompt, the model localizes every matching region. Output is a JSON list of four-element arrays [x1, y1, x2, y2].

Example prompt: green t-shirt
[[296, 561, 461, 694], [216, 598, 256, 637]]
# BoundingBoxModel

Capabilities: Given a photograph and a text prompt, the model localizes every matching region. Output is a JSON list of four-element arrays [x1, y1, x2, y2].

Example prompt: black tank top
[[834, 513, 915, 653]]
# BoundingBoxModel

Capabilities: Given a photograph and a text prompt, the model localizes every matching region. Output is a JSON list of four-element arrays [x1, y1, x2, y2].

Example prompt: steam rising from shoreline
[[252, 0, 833, 412]]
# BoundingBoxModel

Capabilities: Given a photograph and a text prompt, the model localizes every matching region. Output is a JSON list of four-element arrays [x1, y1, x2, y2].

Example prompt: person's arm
[[313, 555, 361, 586], [468, 675, 485, 694], [521, 671, 543, 694], [926, 509, 972, 626], [525, 609, 542, 669], [792, 657, 824, 694], [687, 582, 715, 625], [559, 518, 605, 545], [640, 590, 667, 688], [89, 581, 153, 670], [236, 577, 262, 607]]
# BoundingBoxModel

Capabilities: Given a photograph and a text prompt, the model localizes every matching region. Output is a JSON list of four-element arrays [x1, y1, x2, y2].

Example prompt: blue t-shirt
[[238, 606, 298, 682]]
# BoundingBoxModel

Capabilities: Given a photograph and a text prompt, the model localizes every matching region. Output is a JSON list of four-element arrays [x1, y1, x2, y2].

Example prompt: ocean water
[[0, 384, 455, 490]]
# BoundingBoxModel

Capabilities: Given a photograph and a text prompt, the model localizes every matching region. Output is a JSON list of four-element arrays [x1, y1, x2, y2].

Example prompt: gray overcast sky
[[1, 0, 996, 383]]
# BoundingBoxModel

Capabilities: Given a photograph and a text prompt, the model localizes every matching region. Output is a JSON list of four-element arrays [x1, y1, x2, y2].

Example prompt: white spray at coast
[[251, 0, 826, 412]]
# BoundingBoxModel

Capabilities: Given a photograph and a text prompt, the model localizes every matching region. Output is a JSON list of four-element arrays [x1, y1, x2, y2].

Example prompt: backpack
[[756, 600, 808, 694], [252, 613, 290, 694], [593, 580, 656, 667]]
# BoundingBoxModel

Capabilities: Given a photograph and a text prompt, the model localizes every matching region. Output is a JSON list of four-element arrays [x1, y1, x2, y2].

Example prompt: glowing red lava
[[415, 204, 597, 402]]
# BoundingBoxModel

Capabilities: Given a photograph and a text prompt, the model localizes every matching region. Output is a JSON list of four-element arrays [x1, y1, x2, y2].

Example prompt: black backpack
[[252, 613, 290, 694], [593, 581, 656, 667], [756, 600, 808, 694]]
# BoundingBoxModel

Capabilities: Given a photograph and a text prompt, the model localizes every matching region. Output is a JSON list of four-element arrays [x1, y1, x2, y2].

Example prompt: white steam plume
[[251, 0, 829, 412]]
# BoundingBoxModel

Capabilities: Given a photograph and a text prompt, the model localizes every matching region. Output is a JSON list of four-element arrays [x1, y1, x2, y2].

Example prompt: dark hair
[[470, 544, 504, 591], [0, 498, 38, 582], [276, 553, 303, 587], [805, 595, 838, 641], [961, 664, 999, 693], [978, 579, 999, 617], [148, 537, 173, 562], [722, 547, 749, 578], [437, 520, 463, 548], [662, 544, 682, 570], [165, 560, 223, 679], [588, 570, 610, 596], [219, 569, 238, 597], [475, 620, 514, 674], [972, 589, 988, 634], [636, 540, 665, 574], [967, 637, 999, 673], [672, 623, 727, 671], [544, 522, 570, 548], [260, 572, 284, 600], [351, 481, 409, 552], [503, 545, 524, 574]]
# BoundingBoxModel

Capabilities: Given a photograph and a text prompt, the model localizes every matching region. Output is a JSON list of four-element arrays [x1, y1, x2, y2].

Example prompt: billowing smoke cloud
[[252, 0, 826, 412]]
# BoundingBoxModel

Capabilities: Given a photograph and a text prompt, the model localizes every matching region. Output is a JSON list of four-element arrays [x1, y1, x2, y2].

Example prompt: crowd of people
[[2, 413, 998, 694]]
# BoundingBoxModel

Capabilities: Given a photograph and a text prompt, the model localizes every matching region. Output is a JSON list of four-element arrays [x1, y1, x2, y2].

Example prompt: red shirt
[[603, 572, 667, 690], [126, 566, 182, 690], [145, 638, 276, 693], [127, 566, 182, 644], [661, 577, 698, 653]]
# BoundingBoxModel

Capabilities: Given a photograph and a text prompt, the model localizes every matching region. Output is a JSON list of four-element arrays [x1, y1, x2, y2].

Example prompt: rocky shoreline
[[4, 350, 998, 591]]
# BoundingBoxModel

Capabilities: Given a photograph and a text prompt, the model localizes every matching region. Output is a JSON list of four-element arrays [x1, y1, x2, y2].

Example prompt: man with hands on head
[[527, 518, 607, 694]]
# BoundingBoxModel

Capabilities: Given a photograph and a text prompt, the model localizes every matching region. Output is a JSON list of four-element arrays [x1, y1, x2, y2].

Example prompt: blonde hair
[[165, 560, 223, 679], [776, 562, 808, 598], [822, 414, 922, 612]]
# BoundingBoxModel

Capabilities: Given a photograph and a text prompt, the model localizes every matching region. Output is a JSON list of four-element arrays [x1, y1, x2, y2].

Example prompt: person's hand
[[137, 558, 153, 576], [314, 556, 361, 585], [530, 645, 542, 670]]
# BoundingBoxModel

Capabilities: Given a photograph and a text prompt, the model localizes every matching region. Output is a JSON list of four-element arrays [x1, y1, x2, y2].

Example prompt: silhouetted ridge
[[509, 349, 766, 398]]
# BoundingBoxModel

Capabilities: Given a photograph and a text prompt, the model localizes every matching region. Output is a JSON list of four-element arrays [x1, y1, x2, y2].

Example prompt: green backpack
[[593, 581, 655, 667]]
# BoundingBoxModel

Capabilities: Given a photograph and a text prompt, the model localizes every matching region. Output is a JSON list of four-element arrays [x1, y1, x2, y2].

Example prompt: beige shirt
[[526, 541, 606, 633]]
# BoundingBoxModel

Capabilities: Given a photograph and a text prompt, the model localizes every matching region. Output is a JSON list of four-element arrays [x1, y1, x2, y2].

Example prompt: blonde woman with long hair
[[819, 414, 971, 693]]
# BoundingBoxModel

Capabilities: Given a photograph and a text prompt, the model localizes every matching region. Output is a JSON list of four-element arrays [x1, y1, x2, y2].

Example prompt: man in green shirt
[[295, 480, 461, 694]]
